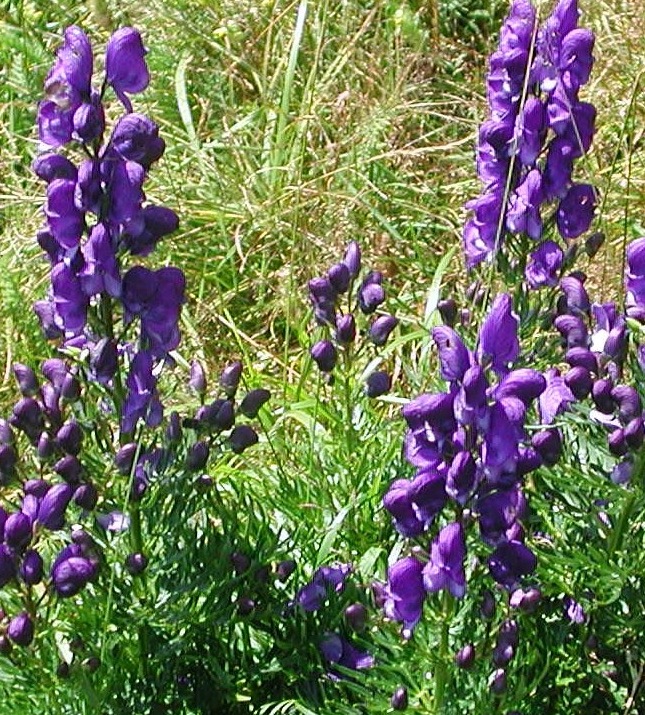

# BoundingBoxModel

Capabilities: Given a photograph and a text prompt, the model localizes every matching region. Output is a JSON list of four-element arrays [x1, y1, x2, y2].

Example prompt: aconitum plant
[[464, 0, 597, 279]]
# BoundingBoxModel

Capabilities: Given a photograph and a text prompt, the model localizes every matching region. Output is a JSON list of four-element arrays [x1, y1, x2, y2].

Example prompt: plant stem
[[342, 349, 356, 457], [434, 589, 453, 713]]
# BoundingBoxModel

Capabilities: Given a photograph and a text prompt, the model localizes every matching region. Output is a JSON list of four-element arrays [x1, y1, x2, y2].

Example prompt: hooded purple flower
[[506, 169, 544, 239], [110, 113, 165, 168], [525, 240, 564, 289], [121, 351, 163, 433], [539, 368, 575, 423], [52, 554, 97, 597], [384, 556, 425, 637], [45, 179, 84, 249], [556, 183, 596, 239], [320, 633, 374, 675], [422, 522, 467, 599], [79, 223, 121, 298], [105, 28, 150, 111], [432, 326, 471, 382], [488, 540, 537, 588], [477, 294, 519, 374]]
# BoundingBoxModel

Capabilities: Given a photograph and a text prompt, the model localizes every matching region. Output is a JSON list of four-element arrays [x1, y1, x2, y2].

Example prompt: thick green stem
[[342, 349, 356, 457], [434, 590, 453, 713]]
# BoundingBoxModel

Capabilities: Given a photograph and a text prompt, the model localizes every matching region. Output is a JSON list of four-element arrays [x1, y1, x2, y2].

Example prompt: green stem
[[342, 349, 356, 457], [434, 589, 453, 713]]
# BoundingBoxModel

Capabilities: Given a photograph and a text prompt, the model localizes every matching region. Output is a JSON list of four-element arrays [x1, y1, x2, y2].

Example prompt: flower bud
[[365, 371, 391, 398], [90, 338, 118, 383], [625, 417, 644, 450], [358, 273, 385, 314], [12, 364, 38, 396], [11, 398, 44, 440], [52, 556, 97, 597], [0, 635, 12, 655], [7, 612, 34, 647], [20, 549, 44, 585], [214, 400, 235, 430], [24, 479, 49, 498], [608, 429, 627, 456], [455, 643, 475, 669], [509, 586, 541, 613], [84, 656, 101, 673], [311, 340, 337, 372], [54, 455, 82, 484], [342, 241, 361, 279], [74, 483, 98, 511], [0, 420, 13, 445], [186, 441, 209, 471], [438, 298, 458, 327], [166, 411, 182, 444], [36, 432, 55, 460], [564, 366, 593, 400], [56, 662, 71, 678], [4, 512, 32, 550], [489, 668, 507, 695], [115, 443, 138, 475], [585, 231, 605, 257], [611, 385, 642, 424], [480, 590, 496, 620], [32, 153, 77, 183], [344, 603, 368, 632], [276, 559, 296, 581], [0, 545, 17, 587], [219, 361, 243, 398], [592, 378, 614, 414], [239, 388, 271, 418], [369, 314, 398, 346], [565, 347, 597, 374], [61, 373, 81, 402], [56, 420, 83, 455], [189, 360, 207, 395], [236, 596, 255, 616], [328, 263, 350, 293], [231, 552, 250, 575], [390, 686, 408, 711], [229, 425, 258, 454], [531, 429, 562, 466], [335, 314, 356, 344], [37, 483, 74, 530], [0, 444, 17, 478], [125, 552, 148, 575]]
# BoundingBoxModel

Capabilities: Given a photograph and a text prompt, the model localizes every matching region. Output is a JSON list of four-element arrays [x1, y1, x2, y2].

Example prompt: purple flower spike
[[384, 556, 426, 637], [105, 28, 150, 111], [477, 294, 519, 374], [525, 240, 564, 289], [422, 522, 467, 599]]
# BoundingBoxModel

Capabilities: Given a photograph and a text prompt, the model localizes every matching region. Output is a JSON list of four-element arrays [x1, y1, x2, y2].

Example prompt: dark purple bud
[[608, 429, 628, 456], [255, 565, 270, 584], [56, 420, 83, 455], [480, 590, 496, 620], [84, 656, 101, 672], [219, 361, 243, 398], [438, 299, 458, 327], [54, 455, 82, 484], [24, 479, 49, 498], [115, 443, 138, 475], [214, 400, 235, 430], [0, 545, 17, 587], [358, 282, 385, 315], [369, 314, 398, 346], [240, 388, 271, 418], [489, 668, 507, 695], [4, 512, 32, 550], [7, 612, 34, 647], [0, 419, 13, 445], [328, 263, 350, 293], [488, 541, 537, 588], [495, 368, 546, 405], [125, 552, 148, 575], [229, 425, 259, 454], [74, 483, 98, 511], [90, 338, 118, 383], [236, 596, 255, 616], [56, 662, 70, 678], [391, 686, 409, 711], [189, 360, 207, 395], [564, 596, 587, 624], [311, 340, 337, 372], [342, 241, 361, 279], [52, 556, 96, 597], [72, 95, 105, 143], [509, 587, 541, 613], [0, 635, 11, 655], [334, 314, 356, 345], [455, 643, 475, 669], [566, 347, 597, 374], [231, 551, 250, 575], [166, 411, 182, 444], [71, 529, 94, 548], [276, 559, 296, 581], [554, 314, 588, 348], [12, 364, 38, 396], [560, 275, 590, 315], [585, 231, 605, 258], [20, 550, 44, 585], [611, 385, 642, 423], [36, 432, 54, 460], [61, 373, 81, 402], [186, 441, 209, 471], [604, 322, 628, 363], [344, 603, 368, 632], [366, 371, 391, 398], [592, 378, 614, 413], [531, 429, 562, 466], [446, 450, 477, 505], [0, 444, 17, 476], [625, 417, 644, 450], [564, 366, 593, 400], [37, 483, 73, 530], [11, 397, 44, 440]]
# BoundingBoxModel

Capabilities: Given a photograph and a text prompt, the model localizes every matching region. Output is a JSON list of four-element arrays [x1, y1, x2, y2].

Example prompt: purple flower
[[52, 554, 97, 597], [37, 483, 73, 530], [432, 326, 471, 382], [384, 556, 425, 637], [478, 486, 526, 546], [7, 612, 34, 646], [0, 545, 17, 587], [369, 314, 398, 346], [20, 550, 44, 585], [422, 522, 467, 599], [79, 223, 121, 298], [506, 169, 544, 239], [121, 351, 163, 433], [477, 294, 519, 374], [557, 184, 596, 239], [365, 371, 391, 398], [319, 633, 374, 674], [564, 595, 587, 624], [383, 479, 424, 538], [50, 263, 89, 337], [122, 205, 179, 256], [358, 272, 385, 314], [310, 340, 337, 373], [488, 540, 537, 589], [110, 113, 165, 169], [525, 240, 564, 289], [539, 368, 575, 423], [105, 28, 150, 111], [46, 179, 84, 249]]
